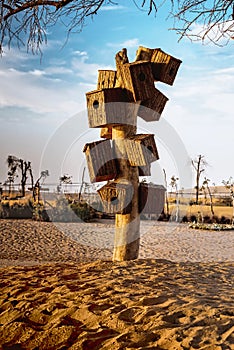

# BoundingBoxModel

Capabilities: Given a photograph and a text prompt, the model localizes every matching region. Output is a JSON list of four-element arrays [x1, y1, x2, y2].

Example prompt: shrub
[[181, 215, 188, 223], [190, 215, 197, 223], [219, 197, 232, 207], [70, 201, 95, 222], [213, 215, 220, 223], [203, 215, 212, 223], [34, 198, 96, 222], [32, 202, 50, 221], [220, 216, 228, 224], [0, 200, 33, 219]]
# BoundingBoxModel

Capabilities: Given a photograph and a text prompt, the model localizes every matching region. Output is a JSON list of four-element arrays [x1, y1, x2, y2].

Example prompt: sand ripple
[[0, 219, 233, 349], [0, 260, 233, 349]]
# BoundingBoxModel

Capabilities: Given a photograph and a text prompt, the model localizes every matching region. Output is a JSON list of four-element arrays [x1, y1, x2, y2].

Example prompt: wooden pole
[[112, 124, 140, 261]]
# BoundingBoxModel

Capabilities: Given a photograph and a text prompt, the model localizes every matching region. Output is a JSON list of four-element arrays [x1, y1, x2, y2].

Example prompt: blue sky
[[0, 1, 233, 189]]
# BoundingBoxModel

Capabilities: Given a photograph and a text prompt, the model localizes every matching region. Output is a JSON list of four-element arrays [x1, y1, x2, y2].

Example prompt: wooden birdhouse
[[123, 134, 159, 167], [118, 61, 155, 102], [151, 48, 182, 86], [98, 180, 133, 214], [135, 46, 182, 86], [86, 88, 134, 128], [138, 88, 169, 122], [97, 70, 117, 90], [139, 183, 166, 214], [83, 140, 116, 183]]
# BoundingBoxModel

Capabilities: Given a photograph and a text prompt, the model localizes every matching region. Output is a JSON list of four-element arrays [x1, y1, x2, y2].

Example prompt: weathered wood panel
[[139, 183, 166, 214], [118, 61, 155, 101], [86, 88, 136, 128], [97, 70, 117, 90], [83, 140, 116, 183], [135, 46, 153, 61], [151, 48, 181, 86], [98, 180, 133, 214], [138, 88, 169, 122], [135, 46, 182, 86], [122, 134, 159, 167]]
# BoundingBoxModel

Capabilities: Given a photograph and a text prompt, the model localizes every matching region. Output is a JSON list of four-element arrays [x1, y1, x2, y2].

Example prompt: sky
[[0, 1, 233, 191]]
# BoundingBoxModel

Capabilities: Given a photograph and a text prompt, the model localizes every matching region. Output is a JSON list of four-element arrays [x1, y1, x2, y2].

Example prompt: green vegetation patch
[[189, 222, 234, 231]]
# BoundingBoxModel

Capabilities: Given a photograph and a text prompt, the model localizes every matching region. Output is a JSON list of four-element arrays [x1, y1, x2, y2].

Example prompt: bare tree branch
[[170, 0, 234, 45], [0, 0, 233, 54], [3, 1, 60, 21]]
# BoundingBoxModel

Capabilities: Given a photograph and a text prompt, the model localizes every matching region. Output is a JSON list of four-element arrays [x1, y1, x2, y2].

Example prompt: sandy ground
[[0, 219, 233, 349]]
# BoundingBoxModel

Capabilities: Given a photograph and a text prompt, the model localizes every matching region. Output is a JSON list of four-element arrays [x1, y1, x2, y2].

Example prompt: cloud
[[71, 57, 114, 82], [44, 66, 73, 75], [0, 46, 102, 118], [1, 46, 36, 62], [29, 69, 46, 76], [107, 38, 139, 48], [72, 50, 89, 59], [0, 106, 45, 124], [100, 5, 126, 11], [0, 42, 120, 121], [0, 66, 84, 116], [188, 22, 233, 45]]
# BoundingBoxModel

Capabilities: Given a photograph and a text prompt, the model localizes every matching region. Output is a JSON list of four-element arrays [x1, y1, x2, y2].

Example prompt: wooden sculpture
[[84, 46, 181, 261]]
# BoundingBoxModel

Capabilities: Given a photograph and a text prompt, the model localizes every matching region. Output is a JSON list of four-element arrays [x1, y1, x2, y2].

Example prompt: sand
[[0, 219, 233, 349]]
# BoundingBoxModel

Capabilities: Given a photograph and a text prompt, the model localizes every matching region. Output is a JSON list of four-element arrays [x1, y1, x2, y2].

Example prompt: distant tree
[[18, 158, 33, 197], [6, 155, 33, 197], [201, 177, 215, 220], [33, 170, 49, 202], [59, 174, 72, 193], [6, 155, 19, 195], [59, 174, 72, 185], [191, 155, 207, 205], [222, 177, 234, 225], [0, 0, 233, 54], [170, 175, 179, 222]]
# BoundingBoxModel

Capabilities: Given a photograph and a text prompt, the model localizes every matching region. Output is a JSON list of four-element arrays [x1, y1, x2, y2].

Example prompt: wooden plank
[[98, 179, 133, 214], [123, 134, 159, 166], [139, 183, 166, 214], [138, 88, 169, 122], [83, 140, 116, 182], [151, 48, 182, 86], [135, 46, 182, 86], [97, 70, 117, 89], [86, 88, 131, 128], [118, 61, 155, 101]]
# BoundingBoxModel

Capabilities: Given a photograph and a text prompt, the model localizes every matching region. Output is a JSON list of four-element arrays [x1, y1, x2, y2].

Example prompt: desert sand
[[0, 219, 233, 349]]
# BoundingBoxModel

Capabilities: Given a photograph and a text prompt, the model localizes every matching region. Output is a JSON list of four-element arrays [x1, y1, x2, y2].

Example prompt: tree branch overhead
[[0, 0, 233, 54]]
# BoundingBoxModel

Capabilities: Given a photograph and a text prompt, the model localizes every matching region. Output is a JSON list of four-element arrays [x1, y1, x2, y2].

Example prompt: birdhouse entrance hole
[[93, 100, 99, 109], [110, 196, 119, 204]]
